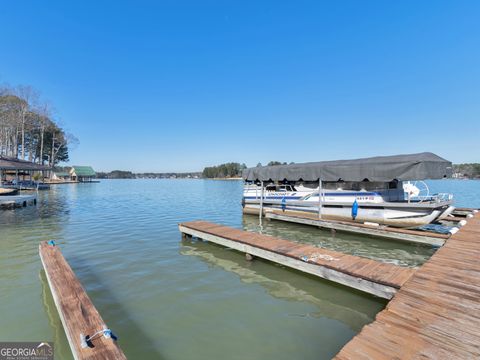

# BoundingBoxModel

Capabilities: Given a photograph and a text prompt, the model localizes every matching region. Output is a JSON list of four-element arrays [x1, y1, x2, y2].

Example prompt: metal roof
[[71, 166, 96, 177], [0, 156, 51, 171]]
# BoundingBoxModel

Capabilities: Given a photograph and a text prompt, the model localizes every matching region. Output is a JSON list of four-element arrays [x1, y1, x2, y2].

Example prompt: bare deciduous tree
[[0, 84, 75, 167]]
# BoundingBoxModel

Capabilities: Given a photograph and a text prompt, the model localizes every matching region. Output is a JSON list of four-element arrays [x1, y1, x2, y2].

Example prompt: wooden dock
[[39, 241, 126, 360], [0, 193, 37, 208], [179, 221, 415, 299], [257, 208, 450, 246], [335, 212, 480, 359]]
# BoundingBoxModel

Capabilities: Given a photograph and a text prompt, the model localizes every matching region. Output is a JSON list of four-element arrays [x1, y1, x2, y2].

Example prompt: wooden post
[[259, 180, 264, 221], [407, 185, 411, 203], [318, 179, 323, 220]]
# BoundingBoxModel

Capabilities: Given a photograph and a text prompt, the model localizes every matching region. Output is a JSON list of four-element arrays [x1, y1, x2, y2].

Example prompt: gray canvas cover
[[243, 152, 452, 182]]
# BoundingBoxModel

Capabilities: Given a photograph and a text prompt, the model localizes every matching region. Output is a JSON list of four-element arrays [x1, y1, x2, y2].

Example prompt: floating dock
[[39, 241, 126, 360], [179, 221, 415, 299], [335, 211, 480, 359], [0, 193, 37, 208]]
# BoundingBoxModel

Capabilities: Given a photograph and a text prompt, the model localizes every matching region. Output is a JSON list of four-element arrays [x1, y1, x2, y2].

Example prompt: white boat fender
[[449, 227, 460, 235], [467, 214, 474, 218], [458, 220, 467, 227], [473, 209, 479, 213], [364, 222, 380, 227]]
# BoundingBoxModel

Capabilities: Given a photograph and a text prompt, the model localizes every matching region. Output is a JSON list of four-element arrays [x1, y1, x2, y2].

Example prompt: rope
[[80, 328, 115, 348], [86, 328, 113, 341]]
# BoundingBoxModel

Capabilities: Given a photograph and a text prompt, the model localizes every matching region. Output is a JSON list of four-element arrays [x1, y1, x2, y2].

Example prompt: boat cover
[[242, 152, 452, 182]]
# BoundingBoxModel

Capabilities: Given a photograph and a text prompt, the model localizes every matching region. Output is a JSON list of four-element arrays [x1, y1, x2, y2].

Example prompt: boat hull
[[243, 200, 453, 228], [243, 183, 454, 228]]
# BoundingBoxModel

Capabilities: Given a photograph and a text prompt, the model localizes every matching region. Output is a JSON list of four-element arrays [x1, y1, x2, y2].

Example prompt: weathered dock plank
[[258, 208, 449, 246], [39, 241, 126, 360], [179, 221, 415, 299], [335, 212, 480, 359]]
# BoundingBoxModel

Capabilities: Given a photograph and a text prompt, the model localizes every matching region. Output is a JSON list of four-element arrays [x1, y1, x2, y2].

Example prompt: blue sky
[[1, 1, 479, 172]]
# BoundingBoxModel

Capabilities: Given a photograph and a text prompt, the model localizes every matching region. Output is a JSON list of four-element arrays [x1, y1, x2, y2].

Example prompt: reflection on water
[[1, 179, 478, 359], [40, 270, 73, 360], [180, 238, 385, 333]]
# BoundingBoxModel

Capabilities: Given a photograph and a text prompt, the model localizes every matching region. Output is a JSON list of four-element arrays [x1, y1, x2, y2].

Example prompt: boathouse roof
[[243, 152, 453, 182], [0, 156, 51, 171], [70, 166, 96, 177]]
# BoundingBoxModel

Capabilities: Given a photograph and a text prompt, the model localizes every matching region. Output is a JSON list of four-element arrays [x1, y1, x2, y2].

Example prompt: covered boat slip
[[0, 156, 51, 186], [179, 221, 416, 299], [243, 152, 454, 231]]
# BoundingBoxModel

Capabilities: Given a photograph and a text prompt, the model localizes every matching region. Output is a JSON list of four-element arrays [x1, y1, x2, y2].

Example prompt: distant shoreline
[[95, 177, 244, 180], [210, 177, 243, 181]]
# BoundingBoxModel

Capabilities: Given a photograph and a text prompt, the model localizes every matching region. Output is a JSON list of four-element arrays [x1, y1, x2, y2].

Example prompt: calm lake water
[[0, 179, 478, 359]]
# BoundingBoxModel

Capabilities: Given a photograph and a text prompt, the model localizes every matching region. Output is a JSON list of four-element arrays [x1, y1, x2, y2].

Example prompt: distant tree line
[[202, 161, 295, 178], [0, 85, 77, 166], [136, 172, 201, 179], [260, 161, 294, 166], [453, 163, 480, 179], [202, 162, 247, 178], [96, 171, 202, 179], [97, 170, 135, 179]]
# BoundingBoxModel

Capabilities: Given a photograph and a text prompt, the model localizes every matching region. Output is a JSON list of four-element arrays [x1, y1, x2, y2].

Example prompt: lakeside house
[[70, 166, 97, 182]]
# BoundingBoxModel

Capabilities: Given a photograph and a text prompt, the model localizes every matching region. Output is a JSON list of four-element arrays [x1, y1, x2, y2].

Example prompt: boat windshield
[[265, 185, 296, 192]]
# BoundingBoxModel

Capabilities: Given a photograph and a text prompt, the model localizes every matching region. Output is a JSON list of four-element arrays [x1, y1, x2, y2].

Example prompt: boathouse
[[0, 156, 51, 186], [70, 166, 96, 182]]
